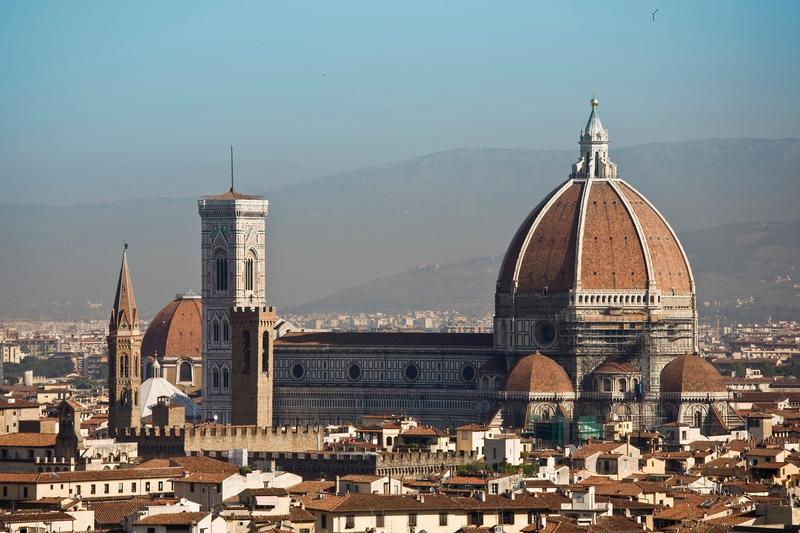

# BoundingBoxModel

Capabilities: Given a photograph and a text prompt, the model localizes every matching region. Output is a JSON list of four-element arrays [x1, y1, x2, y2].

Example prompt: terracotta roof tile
[[142, 296, 202, 360], [503, 353, 574, 395], [276, 332, 492, 347], [287, 480, 335, 495], [660, 354, 727, 394], [0, 512, 74, 525], [171, 472, 235, 484], [134, 512, 209, 526], [0, 433, 56, 447], [516, 181, 583, 292]]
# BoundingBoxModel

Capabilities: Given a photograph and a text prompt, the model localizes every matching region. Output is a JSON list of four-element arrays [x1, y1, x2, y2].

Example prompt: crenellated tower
[[108, 244, 142, 431], [230, 305, 276, 426]]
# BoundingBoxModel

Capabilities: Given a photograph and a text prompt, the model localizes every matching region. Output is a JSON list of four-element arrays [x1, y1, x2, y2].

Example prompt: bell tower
[[198, 187, 268, 423], [230, 305, 276, 426], [108, 244, 142, 432]]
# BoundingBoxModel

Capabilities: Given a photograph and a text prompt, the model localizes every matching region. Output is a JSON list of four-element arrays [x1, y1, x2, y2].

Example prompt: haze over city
[[1, 1, 799, 319]]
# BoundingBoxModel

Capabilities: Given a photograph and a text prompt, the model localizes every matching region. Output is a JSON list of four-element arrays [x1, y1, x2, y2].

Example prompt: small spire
[[111, 243, 138, 332]]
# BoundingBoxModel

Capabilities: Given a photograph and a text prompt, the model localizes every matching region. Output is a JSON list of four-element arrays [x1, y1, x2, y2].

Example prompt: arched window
[[694, 410, 702, 428], [134, 356, 139, 377], [179, 361, 193, 383], [603, 378, 612, 392], [120, 355, 129, 378], [241, 331, 251, 371], [222, 367, 229, 389], [212, 368, 220, 389], [212, 320, 220, 343], [618, 378, 627, 393], [245, 258, 254, 291], [594, 151, 599, 177], [222, 320, 229, 343], [215, 253, 228, 292]]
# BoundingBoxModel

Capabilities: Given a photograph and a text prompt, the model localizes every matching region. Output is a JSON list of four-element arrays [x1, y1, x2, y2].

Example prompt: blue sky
[[1, 1, 798, 204]]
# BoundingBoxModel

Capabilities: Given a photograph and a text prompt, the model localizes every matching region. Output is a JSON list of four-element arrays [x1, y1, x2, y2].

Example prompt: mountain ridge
[[1, 138, 798, 320]]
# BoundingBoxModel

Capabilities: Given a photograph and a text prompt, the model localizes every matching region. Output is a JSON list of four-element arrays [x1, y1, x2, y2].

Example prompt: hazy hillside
[[289, 220, 800, 322], [0, 138, 798, 320]]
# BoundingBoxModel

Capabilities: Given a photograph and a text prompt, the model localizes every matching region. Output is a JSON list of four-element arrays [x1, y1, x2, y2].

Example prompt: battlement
[[231, 306, 277, 319], [115, 424, 324, 459], [233, 305, 275, 313], [116, 423, 320, 438]]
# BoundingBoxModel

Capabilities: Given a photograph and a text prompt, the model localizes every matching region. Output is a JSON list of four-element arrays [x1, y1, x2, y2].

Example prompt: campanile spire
[[108, 244, 142, 432], [110, 243, 138, 333]]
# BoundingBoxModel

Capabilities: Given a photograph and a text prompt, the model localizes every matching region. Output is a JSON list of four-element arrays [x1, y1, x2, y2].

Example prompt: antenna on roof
[[123, 240, 128, 251], [230, 145, 234, 192]]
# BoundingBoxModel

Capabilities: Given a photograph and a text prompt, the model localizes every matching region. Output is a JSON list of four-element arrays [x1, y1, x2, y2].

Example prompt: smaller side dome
[[660, 354, 726, 394], [503, 353, 574, 395]]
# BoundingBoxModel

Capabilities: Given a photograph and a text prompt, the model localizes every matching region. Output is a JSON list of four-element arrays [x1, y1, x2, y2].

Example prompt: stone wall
[[114, 425, 323, 459]]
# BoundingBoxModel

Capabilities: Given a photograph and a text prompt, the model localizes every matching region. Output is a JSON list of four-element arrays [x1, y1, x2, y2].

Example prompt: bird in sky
[[652, 8, 658, 21]]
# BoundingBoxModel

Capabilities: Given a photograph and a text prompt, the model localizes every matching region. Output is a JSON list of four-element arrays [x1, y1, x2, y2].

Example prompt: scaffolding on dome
[[556, 317, 695, 357]]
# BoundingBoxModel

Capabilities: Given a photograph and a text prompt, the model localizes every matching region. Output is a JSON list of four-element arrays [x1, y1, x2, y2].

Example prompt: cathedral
[[109, 99, 741, 440]]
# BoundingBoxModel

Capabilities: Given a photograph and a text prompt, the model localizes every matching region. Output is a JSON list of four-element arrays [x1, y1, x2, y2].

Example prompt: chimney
[[477, 491, 487, 502], [335, 475, 340, 495]]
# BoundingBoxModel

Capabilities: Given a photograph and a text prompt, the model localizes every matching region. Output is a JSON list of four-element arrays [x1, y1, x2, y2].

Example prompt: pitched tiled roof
[[288, 507, 316, 522], [340, 474, 383, 483], [171, 472, 235, 484], [0, 467, 183, 485], [134, 512, 209, 526], [0, 512, 74, 525], [287, 480, 335, 495], [0, 400, 40, 409], [139, 455, 239, 474], [400, 426, 444, 437], [90, 498, 178, 525], [276, 332, 493, 347], [0, 433, 56, 447], [202, 190, 263, 201], [246, 487, 289, 497]]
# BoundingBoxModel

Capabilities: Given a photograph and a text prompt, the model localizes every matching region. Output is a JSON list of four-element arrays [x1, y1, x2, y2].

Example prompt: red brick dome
[[498, 178, 693, 295], [503, 353, 574, 395], [142, 293, 202, 360], [660, 354, 727, 394]]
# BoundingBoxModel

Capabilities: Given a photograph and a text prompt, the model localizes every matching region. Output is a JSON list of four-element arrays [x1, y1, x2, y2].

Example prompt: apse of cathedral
[[108, 99, 741, 442]]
